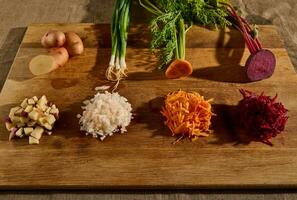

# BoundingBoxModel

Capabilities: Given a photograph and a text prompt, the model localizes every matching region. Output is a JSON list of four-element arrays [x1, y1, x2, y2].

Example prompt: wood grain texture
[[0, 23, 296, 190], [0, 24, 297, 188], [0, 0, 297, 199]]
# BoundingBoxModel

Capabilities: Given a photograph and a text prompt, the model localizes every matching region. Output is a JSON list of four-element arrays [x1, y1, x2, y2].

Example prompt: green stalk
[[110, 0, 120, 65], [176, 18, 186, 60], [107, 0, 131, 82], [119, 0, 131, 67], [139, 0, 163, 15]]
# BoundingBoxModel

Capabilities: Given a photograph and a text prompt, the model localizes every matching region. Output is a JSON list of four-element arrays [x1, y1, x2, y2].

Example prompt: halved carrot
[[165, 59, 193, 79]]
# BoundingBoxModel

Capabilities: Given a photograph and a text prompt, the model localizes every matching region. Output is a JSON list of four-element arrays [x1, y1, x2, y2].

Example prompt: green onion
[[106, 0, 131, 83]]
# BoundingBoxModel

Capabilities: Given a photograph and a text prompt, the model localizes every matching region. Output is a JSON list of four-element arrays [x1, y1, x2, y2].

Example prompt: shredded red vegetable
[[238, 89, 288, 145]]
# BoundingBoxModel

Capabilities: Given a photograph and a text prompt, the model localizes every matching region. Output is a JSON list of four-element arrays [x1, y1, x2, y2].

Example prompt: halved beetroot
[[246, 49, 276, 81]]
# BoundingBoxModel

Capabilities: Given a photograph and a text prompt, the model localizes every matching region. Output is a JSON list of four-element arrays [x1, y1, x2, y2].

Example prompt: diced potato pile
[[5, 95, 59, 144]]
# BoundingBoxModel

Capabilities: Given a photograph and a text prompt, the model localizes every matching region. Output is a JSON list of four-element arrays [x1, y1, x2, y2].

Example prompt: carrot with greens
[[139, 0, 230, 79], [106, 0, 132, 84]]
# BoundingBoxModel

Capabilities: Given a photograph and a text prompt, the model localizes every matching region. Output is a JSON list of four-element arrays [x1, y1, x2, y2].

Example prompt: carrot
[[165, 59, 193, 79], [161, 90, 214, 141]]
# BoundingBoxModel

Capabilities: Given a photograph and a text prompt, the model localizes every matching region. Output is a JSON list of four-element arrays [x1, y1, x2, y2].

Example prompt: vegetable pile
[[237, 89, 288, 145], [140, 0, 230, 79], [161, 90, 214, 141], [30, 30, 84, 76], [138, 0, 276, 81], [4, 95, 59, 144], [78, 91, 133, 141], [106, 0, 132, 83]]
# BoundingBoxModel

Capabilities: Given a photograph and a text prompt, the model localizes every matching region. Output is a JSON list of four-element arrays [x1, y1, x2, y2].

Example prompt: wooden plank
[[0, 23, 296, 189]]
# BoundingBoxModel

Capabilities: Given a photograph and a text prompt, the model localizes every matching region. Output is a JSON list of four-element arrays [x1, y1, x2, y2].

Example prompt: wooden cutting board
[[0, 23, 297, 189]]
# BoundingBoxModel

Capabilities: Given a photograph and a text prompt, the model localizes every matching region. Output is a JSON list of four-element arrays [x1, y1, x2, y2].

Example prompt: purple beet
[[246, 49, 276, 81], [224, 4, 276, 82]]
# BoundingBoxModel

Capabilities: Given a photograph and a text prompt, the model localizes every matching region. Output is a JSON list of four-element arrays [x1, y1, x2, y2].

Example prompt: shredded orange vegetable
[[161, 90, 214, 141]]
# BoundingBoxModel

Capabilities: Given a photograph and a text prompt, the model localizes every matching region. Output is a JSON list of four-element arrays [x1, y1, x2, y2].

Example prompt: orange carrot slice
[[165, 59, 193, 79]]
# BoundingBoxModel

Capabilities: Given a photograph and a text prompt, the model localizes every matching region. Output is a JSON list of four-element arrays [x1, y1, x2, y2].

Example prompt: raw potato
[[6, 96, 59, 144], [29, 136, 39, 145], [65, 32, 84, 56], [29, 47, 69, 75], [41, 30, 66, 48], [30, 126, 44, 140], [48, 47, 69, 67], [24, 127, 34, 136]]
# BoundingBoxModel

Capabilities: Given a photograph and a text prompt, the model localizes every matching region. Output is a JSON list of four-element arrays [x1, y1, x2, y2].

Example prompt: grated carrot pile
[[161, 90, 214, 141]]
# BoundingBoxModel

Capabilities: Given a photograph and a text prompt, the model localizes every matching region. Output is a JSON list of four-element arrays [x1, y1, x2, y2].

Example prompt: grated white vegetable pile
[[78, 91, 132, 140]]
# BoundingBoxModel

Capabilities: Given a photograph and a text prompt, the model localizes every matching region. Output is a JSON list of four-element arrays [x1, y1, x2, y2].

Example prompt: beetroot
[[246, 49, 276, 81], [223, 4, 276, 81], [237, 89, 288, 145]]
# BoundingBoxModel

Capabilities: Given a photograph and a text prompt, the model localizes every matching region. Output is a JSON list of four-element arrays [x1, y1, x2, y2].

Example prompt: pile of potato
[[29, 30, 84, 75], [5, 95, 59, 144]]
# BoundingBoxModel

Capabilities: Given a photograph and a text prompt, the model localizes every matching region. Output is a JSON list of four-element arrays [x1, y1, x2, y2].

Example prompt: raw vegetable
[[237, 89, 288, 145], [29, 47, 69, 75], [106, 0, 132, 83], [78, 90, 132, 141], [139, 0, 230, 79], [165, 59, 193, 79], [64, 32, 84, 56], [161, 90, 214, 142], [4, 95, 59, 144], [41, 30, 66, 48], [220, 3, 276, 81]]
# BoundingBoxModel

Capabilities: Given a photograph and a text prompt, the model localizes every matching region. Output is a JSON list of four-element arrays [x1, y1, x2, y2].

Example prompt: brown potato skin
[[48, 47, 69, 67], [41, 30, 66, 48], [64, 32, 84, 56]]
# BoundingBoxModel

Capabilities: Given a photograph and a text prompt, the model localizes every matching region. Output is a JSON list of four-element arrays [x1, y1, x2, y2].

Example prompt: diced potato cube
[[9, 106, 21, 119], [5, 122, 14, 131], [9, 130, 15, 141], [24, 105, 33, 113], [24, 127, 34, 135], [16, 122, 25, 128], [45, 114, 56, 125], [33, 96, 38, 102], [21, 98, 28, 108], [14, 108, 24, 116], [30, 126, 44, 140], [45, 107, 51, 114], [15, 128, 23, 137], [50, 108, 59, 115], [38, 117, 47, 126], [11, 116, 21, 123], [37, 95, 48, 108], [27, 120, 36, 127], [51, 104, 56, 109], [36, 104, 47, 112], [43, 123, 53, 130], [28, 110, 39, 121], [28, 98, 35, 105], [29, 136, 39, 145], [20, 117, 29, 124]]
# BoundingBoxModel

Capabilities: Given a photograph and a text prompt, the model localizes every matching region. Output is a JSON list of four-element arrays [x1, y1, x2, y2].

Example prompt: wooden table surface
[[0, 0, 296, 199]]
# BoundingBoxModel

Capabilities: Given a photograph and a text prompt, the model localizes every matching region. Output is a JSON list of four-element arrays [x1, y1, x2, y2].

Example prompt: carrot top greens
[[139, 0, 231, 69]]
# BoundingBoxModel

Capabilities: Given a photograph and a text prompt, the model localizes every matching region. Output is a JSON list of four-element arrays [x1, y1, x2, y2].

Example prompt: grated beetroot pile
[[238, 89, 288, 145]]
